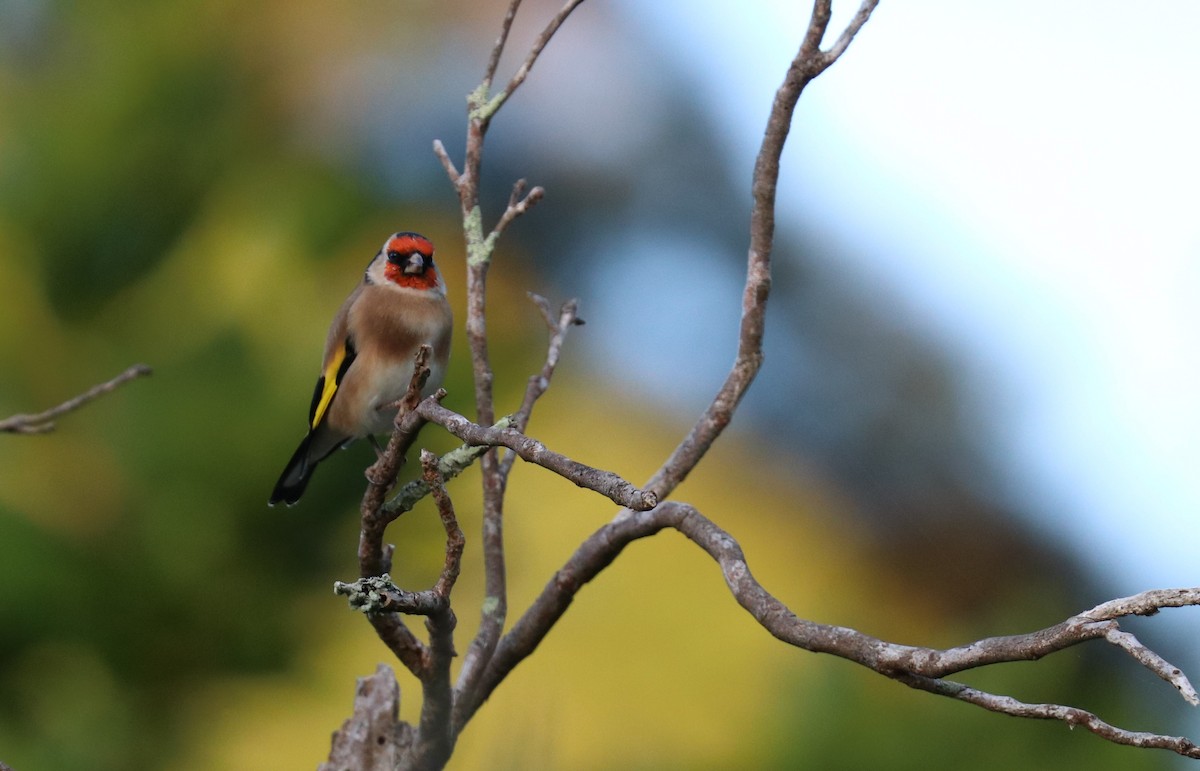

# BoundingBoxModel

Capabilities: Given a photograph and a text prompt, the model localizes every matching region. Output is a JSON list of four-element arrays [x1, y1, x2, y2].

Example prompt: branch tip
[[0, 363, 153, 434], [433, 139, 461, 184]]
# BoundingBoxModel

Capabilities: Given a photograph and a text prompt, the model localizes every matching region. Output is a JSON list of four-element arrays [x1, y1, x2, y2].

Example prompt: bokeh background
[[1, 0, 1196, 768]]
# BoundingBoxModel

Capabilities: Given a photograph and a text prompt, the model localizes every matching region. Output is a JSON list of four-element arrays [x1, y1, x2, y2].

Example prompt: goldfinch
[[269, 232, 452, 506]]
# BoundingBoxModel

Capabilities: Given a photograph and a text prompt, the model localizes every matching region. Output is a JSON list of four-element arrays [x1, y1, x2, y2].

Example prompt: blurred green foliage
[[0, 1, 1172, 769]]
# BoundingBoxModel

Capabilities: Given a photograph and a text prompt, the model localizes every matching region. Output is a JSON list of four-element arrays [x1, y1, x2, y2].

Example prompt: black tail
[[269, 434, 316, 506]]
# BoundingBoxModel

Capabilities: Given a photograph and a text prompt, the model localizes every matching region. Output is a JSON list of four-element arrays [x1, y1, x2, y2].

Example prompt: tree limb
[[644, 1, 878, 501], [464, 500, 1200, 758]]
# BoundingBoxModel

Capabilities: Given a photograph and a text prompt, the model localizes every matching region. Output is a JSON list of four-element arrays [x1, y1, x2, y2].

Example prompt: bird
[[269, 231, 452, 506]]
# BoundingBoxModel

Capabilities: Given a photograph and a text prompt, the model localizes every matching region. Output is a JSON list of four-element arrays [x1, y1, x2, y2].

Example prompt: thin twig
[[416, 400, 657, 511], [432, 140, 461, 186], [498, 295, 582, 479], [482, 0, 523, 92], [485, 184, 545, 249], [410, 450, 460, 771], [1104, 627, 1199, 705], [823, 0, 880, 64], [423, 450, 465, 601], [1082, 587, 1200, 619], [899, 672, 1200, 758], [476, 0, 589, 124], [507, 178, 528, 210], [0, 363, 152, 434]]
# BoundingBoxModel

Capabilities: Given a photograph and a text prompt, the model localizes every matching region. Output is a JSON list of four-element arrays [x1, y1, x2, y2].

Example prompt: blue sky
[[622, 1, 1200, 590]]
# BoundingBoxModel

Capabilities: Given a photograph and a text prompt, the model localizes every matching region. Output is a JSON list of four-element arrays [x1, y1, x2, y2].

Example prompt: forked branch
[[475, 501, 1200, 758], [498, 294, 582, 479], [327, 0, 1200, 766]]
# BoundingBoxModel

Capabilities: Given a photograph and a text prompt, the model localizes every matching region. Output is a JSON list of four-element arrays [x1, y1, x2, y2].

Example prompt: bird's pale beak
[[403, 253, 426, 275]]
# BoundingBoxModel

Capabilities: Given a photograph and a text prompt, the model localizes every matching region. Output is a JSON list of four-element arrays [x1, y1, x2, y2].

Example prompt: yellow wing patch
[[311, 342, 351, 430]]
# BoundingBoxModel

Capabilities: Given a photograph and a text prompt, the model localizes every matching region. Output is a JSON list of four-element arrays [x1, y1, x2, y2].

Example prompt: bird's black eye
[[386, 250, 404, 264]]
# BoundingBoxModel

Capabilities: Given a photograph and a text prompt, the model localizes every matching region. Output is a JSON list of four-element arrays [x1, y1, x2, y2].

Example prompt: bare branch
[[453, 424, 504, 721], [422, 450, 465, 600], [338, 457, 464, 619], [432, 139, 461, 186], [416, 400, 657, 511], [1105, 627, 1199, 705], [338, 448, 466, 771], [643, 1, 879, 500], [801, 0, 833, 55], [527, 291, 556, 328], [685, 511, 1200, 757], [870, 588, 1200, 689], [486, 182, 545, 248], [0, 363, 152, 434], [823, 0, 880, 65], [482, 0, 522, 92], [506, 178, 528, 210], [338, 447, 467, 770]]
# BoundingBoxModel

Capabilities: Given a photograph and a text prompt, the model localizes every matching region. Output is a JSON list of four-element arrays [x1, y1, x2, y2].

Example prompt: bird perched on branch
[[269, 232, 452, 506]]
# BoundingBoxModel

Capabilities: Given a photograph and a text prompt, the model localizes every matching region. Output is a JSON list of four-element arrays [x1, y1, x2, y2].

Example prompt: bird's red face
[[382, 233, 440, 290]]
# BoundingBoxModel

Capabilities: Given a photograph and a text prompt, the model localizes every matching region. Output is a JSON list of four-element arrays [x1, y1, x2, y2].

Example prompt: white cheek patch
[[365, 258, 388, 286]]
